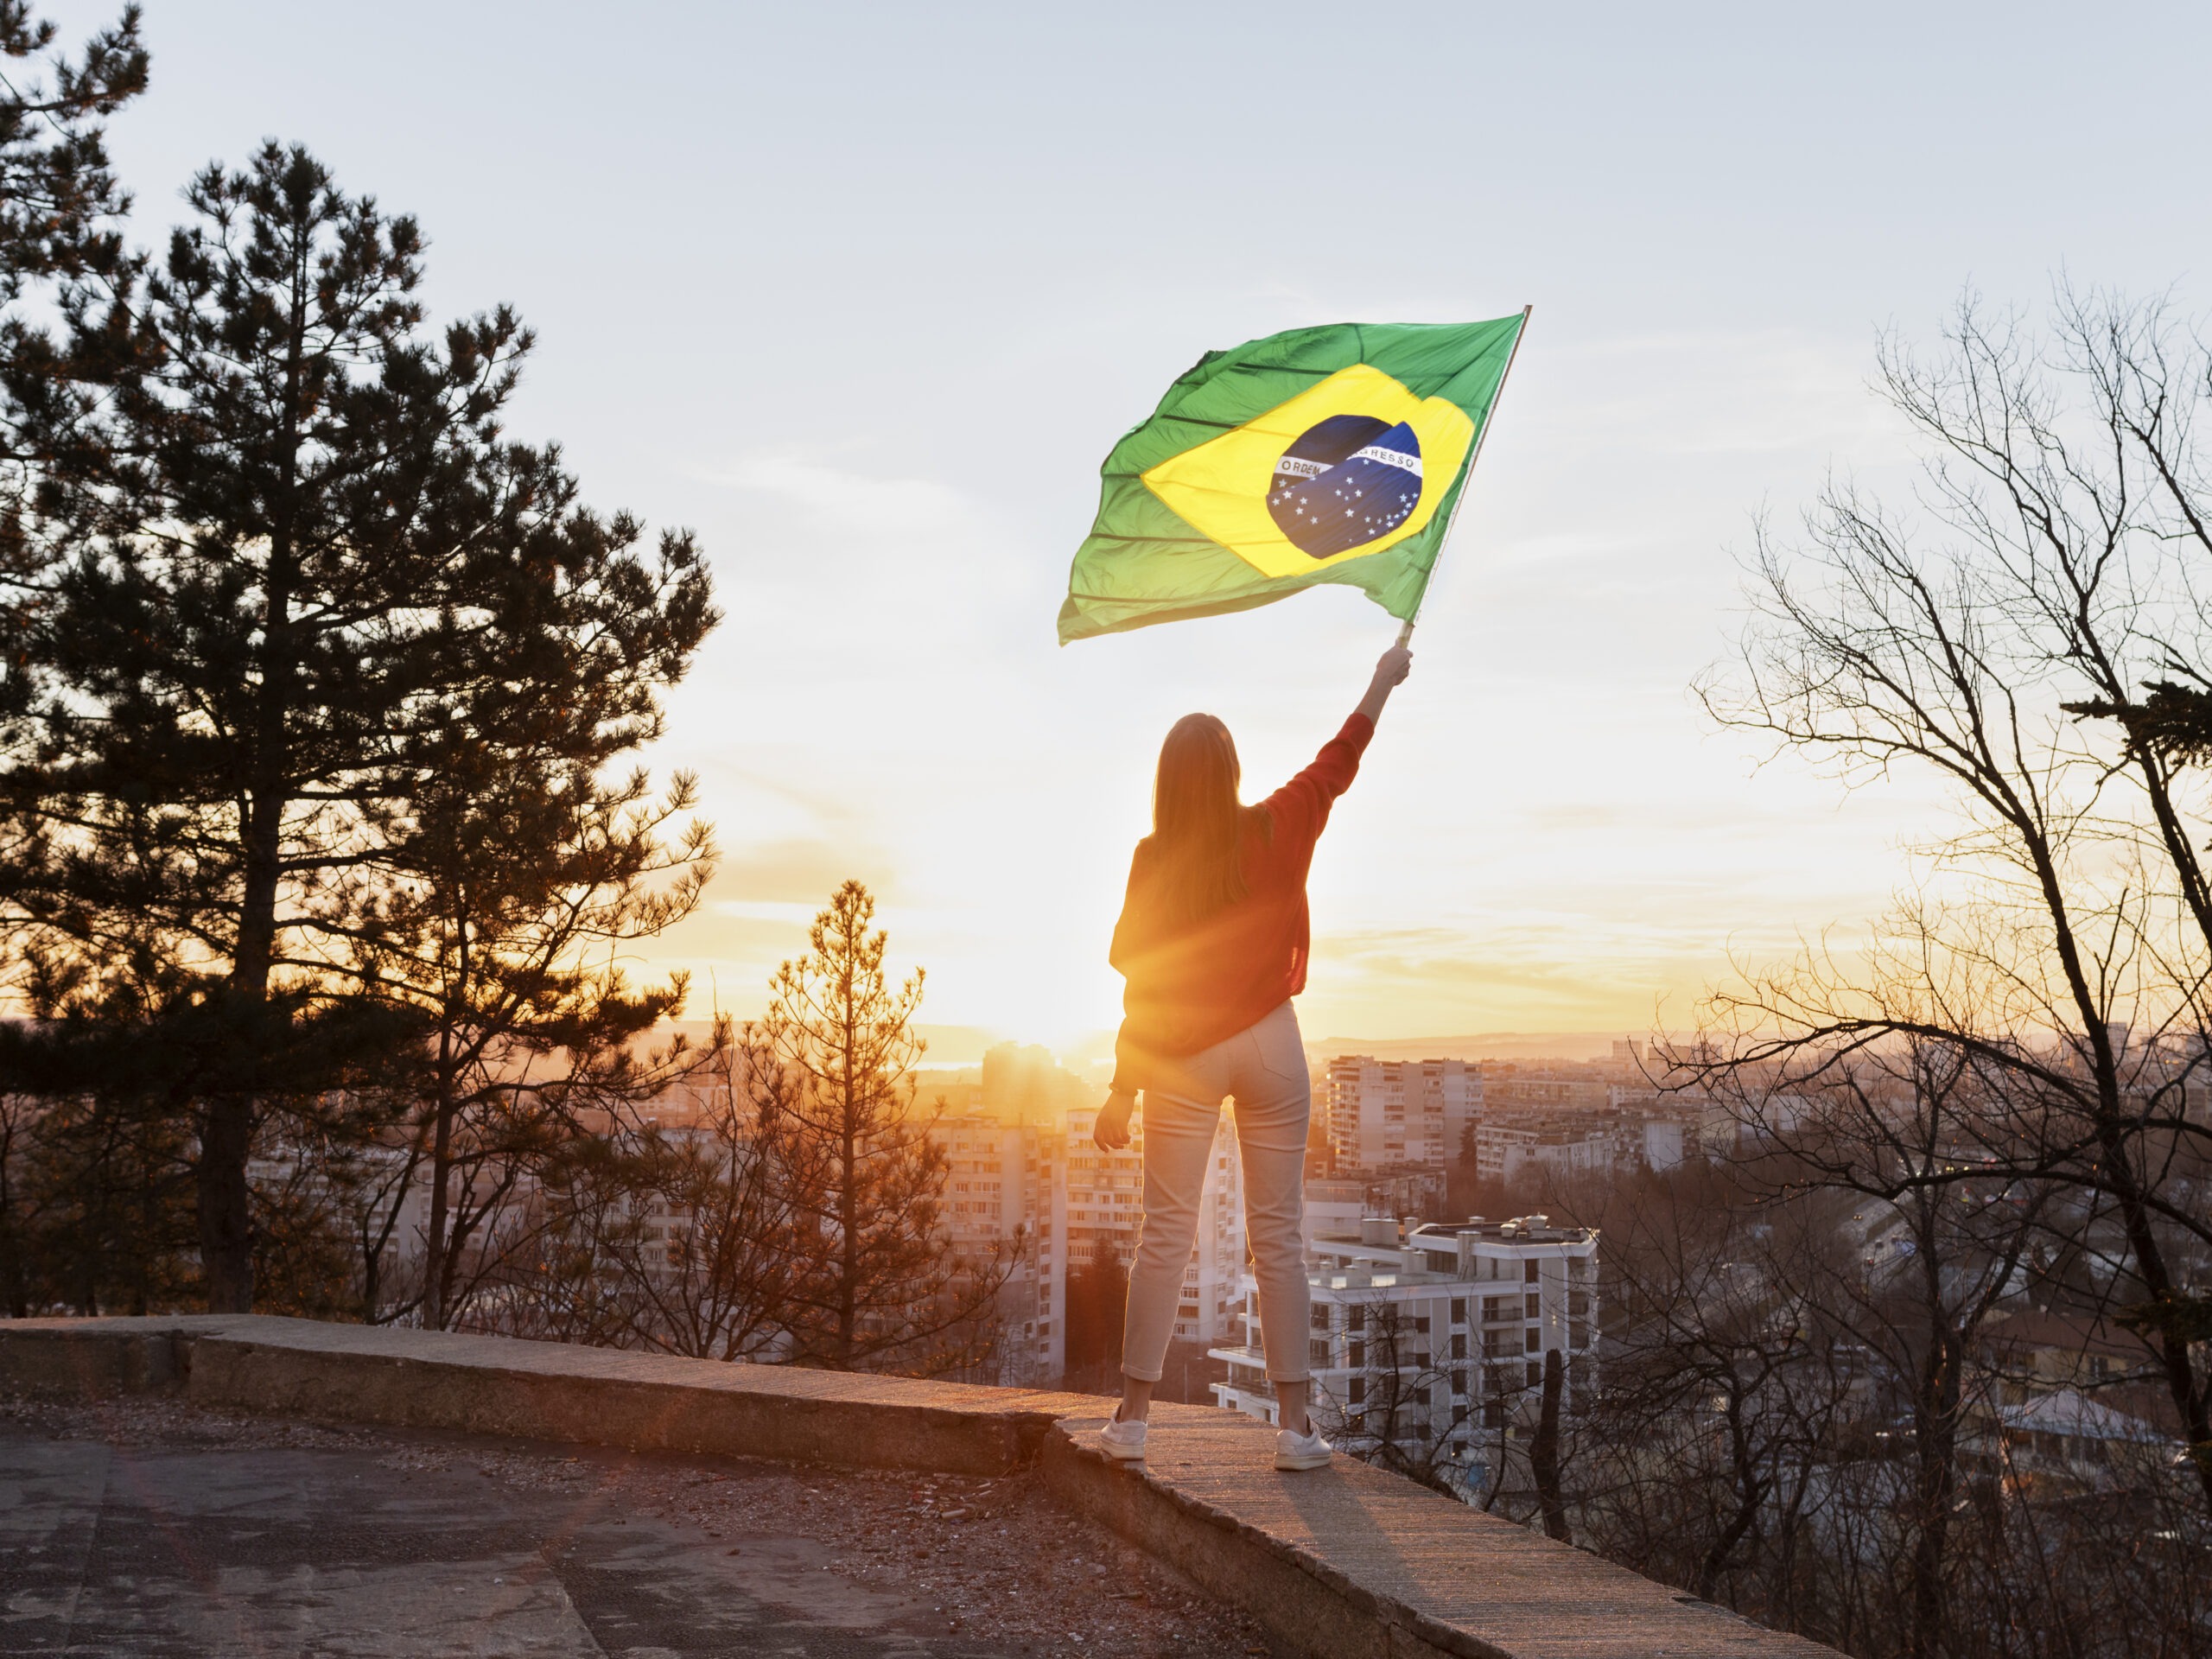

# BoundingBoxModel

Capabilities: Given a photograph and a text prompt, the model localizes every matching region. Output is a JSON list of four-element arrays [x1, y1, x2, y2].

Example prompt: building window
[[1451, 1370, 1467, 1397], [1311, 1305, 1331, 1330], [1350, 1377, 1366, 1405], [1451, 1334, 1466, 1360], [1310, 1338, 1331, 1370], [1524, 1330, 1540, 1353], [1451, 1298, 1466, 1325], [1526, 1294, 1541, 1319], [1414, 1316, 1430, 1334], [1524, 1261, 1540, 1284], [1350, 1306, 1365, 1332], [1350, 1340, 1364, 1368]]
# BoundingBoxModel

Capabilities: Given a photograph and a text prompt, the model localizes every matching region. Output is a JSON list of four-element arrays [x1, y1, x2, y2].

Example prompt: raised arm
[[1355, 645, 1414, 727]]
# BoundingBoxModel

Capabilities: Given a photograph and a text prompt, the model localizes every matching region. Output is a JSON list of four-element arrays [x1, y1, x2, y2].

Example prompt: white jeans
[[1121, 1001, 1312, 1385]]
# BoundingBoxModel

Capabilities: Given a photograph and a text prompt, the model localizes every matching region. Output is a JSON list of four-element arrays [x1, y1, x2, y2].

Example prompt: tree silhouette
[[0, 143, 712, 1309], [1697, 289, 2212, 1516], [758, 880, 1005, 1372], [1062, 1244, 1128, 1391]]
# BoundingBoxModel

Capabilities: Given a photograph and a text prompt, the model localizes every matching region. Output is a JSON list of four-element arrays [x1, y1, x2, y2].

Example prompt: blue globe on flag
[[1266, 415, 1425, 560]]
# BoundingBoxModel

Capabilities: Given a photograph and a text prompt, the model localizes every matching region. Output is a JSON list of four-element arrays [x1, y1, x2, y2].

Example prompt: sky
[[51, 1, 2212, 1059]]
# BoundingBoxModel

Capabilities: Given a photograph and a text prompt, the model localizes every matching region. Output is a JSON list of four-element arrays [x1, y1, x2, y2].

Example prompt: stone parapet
[[1043, 1412, 1834, 1659], [0, 1313, 1195, 1475]]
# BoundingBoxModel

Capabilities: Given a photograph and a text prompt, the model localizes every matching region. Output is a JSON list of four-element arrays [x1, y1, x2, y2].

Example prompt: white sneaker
[[1274, 1420, 1332, 1471], [1098, 1414, 1147, 1461]]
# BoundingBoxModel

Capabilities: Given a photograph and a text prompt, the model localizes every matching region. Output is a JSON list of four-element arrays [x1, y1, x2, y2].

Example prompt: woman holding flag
[[1067, 308, 1523, 1467], [1092, 643, 1413, 1471]]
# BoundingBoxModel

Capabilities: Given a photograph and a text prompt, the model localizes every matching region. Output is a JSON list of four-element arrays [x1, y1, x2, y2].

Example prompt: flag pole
[[1395, 303, 1533, 646]]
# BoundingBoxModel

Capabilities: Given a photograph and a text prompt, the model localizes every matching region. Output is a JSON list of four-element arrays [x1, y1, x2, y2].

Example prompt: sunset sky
[[74, 1, 2212, 1059]]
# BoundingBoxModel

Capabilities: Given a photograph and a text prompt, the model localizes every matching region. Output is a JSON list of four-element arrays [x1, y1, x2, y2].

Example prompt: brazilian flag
[[1058, 313, 1528, 644]]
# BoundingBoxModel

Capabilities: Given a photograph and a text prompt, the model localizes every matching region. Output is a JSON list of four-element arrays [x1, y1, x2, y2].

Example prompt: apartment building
[[931, 1110, 1064, 1382], [1059, 1101, 1246, 1347], [1300, 1179, 1368, 1253], [1476, 1099, 1730, 1183], [1472, 1120, 1618, 1183], [1478, 1068, 1611, 1119], [1605, 1086, 1737, 1160], [1325, 1057, 1481, 1173], [1211, 1215, 1599, 1467]]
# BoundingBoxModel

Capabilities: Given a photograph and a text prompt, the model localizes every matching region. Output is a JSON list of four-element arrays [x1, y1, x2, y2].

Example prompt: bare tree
[[591, 1031, 824, 1361], [1703, 1035, 2055, 1657], [1697, 288, 2212, 1513], [1327, 1297, 1476, 1498], [1573, 1170, 1856, 1624]]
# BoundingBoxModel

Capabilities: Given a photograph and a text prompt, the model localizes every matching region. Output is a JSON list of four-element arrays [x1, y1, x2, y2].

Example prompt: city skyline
[[62, 1, 2212, 1049]]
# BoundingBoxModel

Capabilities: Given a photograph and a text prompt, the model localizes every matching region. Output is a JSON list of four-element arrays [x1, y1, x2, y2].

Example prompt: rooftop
[[1314, 1215, 1599, 1255], [1980, 1307, 2164, 1364], [1993, 1388, 2180, 1446], [1413, 1216, 1599, 1246], [0, 1314, 1837, 1659]]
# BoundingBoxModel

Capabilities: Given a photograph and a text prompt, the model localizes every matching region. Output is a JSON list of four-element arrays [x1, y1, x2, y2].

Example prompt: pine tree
[[760, 881, 1003, 1372], [0, 3, 143, 293], [0, 143, 714, 1310], [0, 3, 147, 694]]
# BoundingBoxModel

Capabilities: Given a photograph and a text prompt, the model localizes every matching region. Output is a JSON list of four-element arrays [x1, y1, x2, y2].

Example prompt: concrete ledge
[[0, 1313, 199, 1397], [1043, 1414, 1838, 1659], [0, 1313, 1206, 1476], [1, 1315, 1835, 1659]]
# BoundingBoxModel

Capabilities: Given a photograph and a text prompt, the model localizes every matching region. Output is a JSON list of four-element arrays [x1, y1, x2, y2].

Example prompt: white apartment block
[[1325, 1058, 1482, 1173], [1475, 1108, 1734, 1183], [931, 1110, 1064, 1382], [1211, 1215, 1599, 1469], [1059, 1102, 1246, 1347], [1300, 1179, 1369, 1255], [1472, 1121, 1617, 1183]]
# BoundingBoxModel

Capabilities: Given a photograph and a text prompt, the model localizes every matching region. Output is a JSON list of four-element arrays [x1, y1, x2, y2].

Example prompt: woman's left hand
[[1093, 1090, 1135, 1152]]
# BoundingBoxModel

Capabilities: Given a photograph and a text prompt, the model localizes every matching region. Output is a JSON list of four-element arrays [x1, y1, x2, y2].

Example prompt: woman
[[1094, 643, 1413, 1471]]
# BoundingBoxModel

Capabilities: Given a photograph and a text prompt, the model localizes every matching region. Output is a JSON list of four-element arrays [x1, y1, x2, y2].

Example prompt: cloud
[[708, 836, 896, 907], [704, 454, 978, 541]]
